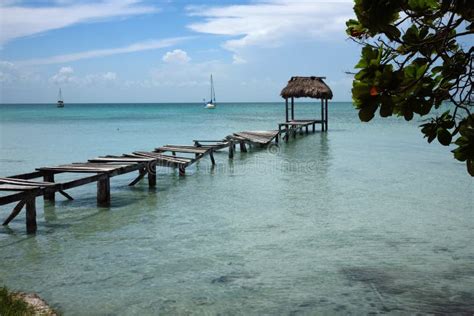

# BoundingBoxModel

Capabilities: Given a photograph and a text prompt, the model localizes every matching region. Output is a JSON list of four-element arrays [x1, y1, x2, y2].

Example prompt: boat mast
[[210, 74, 215, 103], [58, 88, 63, 101]]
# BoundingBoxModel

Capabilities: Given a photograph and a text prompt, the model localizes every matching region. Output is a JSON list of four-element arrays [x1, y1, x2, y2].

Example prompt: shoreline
[[14, 292, 57, 316], [1, 287, 57, 316]]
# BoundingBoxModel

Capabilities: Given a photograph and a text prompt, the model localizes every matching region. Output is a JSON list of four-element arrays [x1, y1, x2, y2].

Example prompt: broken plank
[[2, 199, 27, 225], [58, 190, 74, 201]]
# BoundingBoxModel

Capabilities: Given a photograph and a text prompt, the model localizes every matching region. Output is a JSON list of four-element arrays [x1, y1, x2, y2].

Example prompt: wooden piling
[[321, 99, 324, 131], [291, 97, 294, 120], [148, 172, 156, 187], [325, 98, 329, 131], [240, 142, 247, 152], [43, 172, 55, 202], [97, 176, 110, 206], [179, 166, 186, 176], [229, 141, 234, 158], [26, 197, 37, 234], [209, 151, 216, 165]]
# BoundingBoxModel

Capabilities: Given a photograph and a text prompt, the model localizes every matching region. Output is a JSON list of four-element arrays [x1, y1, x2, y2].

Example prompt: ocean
[[0, 102, 473, 314]]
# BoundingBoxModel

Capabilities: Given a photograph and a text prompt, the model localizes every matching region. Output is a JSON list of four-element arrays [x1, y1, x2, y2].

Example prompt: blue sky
[[0, 0, 359, 103]]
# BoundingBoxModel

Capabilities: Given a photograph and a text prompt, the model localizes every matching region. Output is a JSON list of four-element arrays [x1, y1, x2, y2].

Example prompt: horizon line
[[0, 101, 352, 105]]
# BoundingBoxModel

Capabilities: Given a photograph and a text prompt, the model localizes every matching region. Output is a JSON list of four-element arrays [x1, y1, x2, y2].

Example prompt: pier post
[[229, 141, 234, 159], [325, 98, 328, 131], [43, 172, 55, 202], [179, 166, 186, 176], [321, 99, 324, 131], [148, 172, 156, 187], [240, 142, 247, 152], [291, 97, 294, 121], [285, 98, 289, 122], [97, 176, 110, 206], [25, 197, 37, 234], [209, 150, 216, 165]]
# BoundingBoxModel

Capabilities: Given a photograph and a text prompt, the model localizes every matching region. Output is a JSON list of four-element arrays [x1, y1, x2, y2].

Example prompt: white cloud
[[162, 49, 191, 64], [102, 72, 117, 81], [232, 54, 246, 64], [17, 37, 189, 65], [0, 0, 158, 45], [0, 60, 39, 83], [187, 0, 353, 52], [50, 66, 76, 85], [49, 67, 118, 86]]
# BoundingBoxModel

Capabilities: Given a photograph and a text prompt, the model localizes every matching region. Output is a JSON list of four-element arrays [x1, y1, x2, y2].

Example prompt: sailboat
[[57, 88, 64, 108], [204, 75, 216, 109]]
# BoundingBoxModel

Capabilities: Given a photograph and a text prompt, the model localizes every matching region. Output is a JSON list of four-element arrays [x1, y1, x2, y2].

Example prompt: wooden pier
[[0, 129, 280, 233], [1, 75, 332, 233], [0, 127, 306, 233]]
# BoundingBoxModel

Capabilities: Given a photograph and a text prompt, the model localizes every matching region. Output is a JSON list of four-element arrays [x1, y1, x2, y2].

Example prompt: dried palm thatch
[[280, 76, 333, 99]]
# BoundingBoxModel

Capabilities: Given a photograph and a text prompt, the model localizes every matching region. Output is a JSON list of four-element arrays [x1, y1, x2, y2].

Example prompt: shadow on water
[[340, 266, 474, 313]]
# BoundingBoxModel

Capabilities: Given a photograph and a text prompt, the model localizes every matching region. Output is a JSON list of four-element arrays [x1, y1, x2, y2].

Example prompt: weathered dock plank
[[0, 184, 41, 191], [232, 130, 279, 144], [155, 146, 209, 154]]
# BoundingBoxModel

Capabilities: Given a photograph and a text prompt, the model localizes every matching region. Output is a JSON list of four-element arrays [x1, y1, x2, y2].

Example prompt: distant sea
[[0, 102, 473, 314]]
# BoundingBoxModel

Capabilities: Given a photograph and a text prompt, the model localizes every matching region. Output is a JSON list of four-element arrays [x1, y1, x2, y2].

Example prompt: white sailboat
[[204, 75, 216, 109], [57, 88, 64, 108]]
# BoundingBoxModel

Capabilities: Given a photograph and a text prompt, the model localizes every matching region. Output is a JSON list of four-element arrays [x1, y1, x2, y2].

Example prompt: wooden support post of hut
[[280, 76, 333, 133]]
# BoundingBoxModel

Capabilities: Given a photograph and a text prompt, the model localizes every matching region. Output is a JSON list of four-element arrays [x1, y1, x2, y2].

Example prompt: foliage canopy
[[346, 0, 473, 175]]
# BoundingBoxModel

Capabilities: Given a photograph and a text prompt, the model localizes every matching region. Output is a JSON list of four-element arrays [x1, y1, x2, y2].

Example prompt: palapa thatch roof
[[280, 76, 333, 99]]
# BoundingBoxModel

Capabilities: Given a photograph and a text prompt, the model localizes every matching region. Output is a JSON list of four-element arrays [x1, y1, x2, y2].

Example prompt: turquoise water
[[0, 102, 473, 314]]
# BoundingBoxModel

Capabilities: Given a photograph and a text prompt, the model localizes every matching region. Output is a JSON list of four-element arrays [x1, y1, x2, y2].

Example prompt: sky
[[0, 0, 360, 103]]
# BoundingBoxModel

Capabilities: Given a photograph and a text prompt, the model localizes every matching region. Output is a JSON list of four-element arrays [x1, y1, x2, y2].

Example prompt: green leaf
[[432, 66, 443, 74], [437, 128, 452, 146], [384, 25, 402, 40], [402, 24, 419, 43], [404, 65, 417, 78], [379, 96, 393, 117], [359, 104, 377, 122], [408, 0, 439, 11], [352, 81, 371, 100], [416, 63, 428, 78]]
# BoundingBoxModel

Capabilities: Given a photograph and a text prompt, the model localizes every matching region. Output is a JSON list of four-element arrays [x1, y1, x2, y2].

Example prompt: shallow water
[[0, 102, 473, 314]]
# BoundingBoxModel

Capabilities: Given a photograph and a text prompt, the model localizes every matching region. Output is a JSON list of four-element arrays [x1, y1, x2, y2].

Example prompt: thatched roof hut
[[279, 76, 332, 131], [280, 76, 333, 100]]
